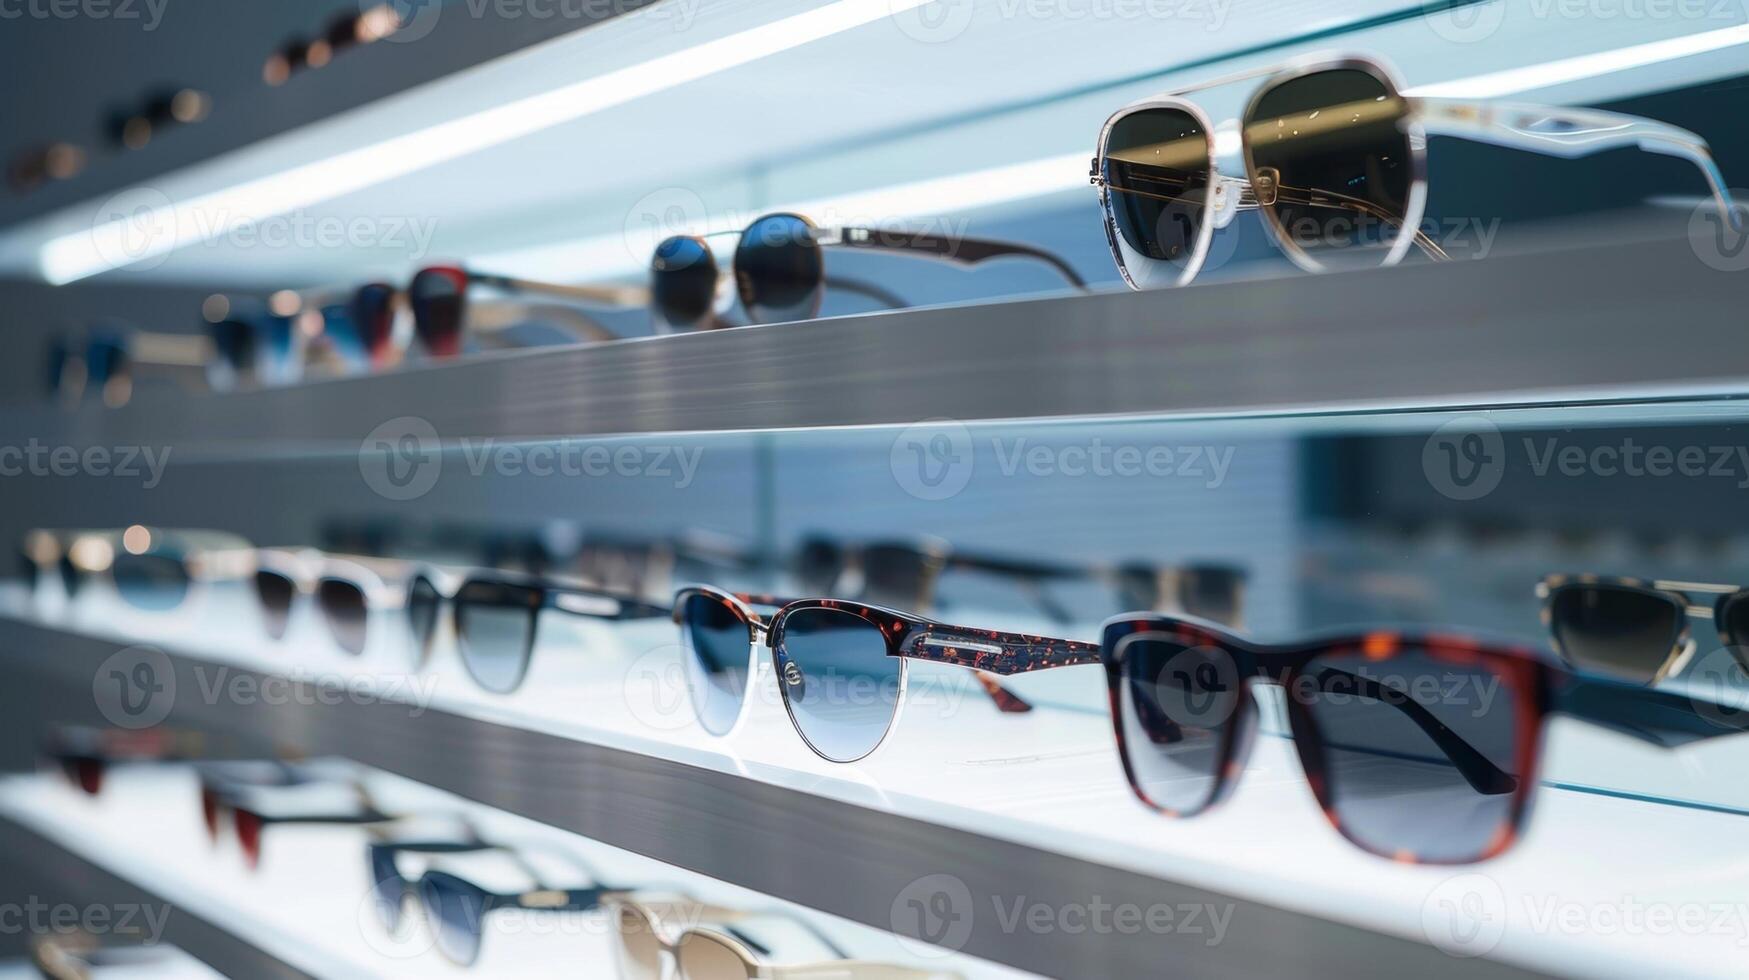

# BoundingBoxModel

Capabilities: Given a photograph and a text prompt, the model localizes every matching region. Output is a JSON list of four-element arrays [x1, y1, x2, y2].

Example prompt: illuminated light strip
[[39, 0, 933, 285], [1404, 22, 1749, 98]]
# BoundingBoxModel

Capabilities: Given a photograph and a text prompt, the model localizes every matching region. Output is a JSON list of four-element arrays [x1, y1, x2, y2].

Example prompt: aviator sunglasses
[[649, 212, 1088, 331], [1092, 53, 1737, 289], [1538, 574, 1749, 685]]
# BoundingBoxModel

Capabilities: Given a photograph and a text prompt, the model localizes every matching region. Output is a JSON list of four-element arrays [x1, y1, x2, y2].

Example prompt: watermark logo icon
[[360, 417, 442, 501], [889, 0, 976, 43], [891, 419, 974, 501], [622, 643, 696, 733], [377, 0, 443, 42], [1421, 873, 1507, 957], [1423, 0, 1506, 43], [1423, 416, 1505, 501], [891, 874, 974, 956], [356, 879, 438, 959], [1681, 645, 1749, 731], [1690, 193, 1749, 273], [623, 186, 710, 262], [90, 186, 177, 273], [94, 645, 175, 729]]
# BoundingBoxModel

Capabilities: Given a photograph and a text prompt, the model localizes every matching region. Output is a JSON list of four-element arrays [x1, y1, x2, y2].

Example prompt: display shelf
[[7, 232, 1748, 456]]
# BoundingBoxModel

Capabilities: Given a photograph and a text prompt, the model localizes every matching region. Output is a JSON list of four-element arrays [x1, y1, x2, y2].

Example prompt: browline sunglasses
[[1092, 53, 1739, 290], [1538, 574, 1749, 685], [649, 211, 1088, 332]]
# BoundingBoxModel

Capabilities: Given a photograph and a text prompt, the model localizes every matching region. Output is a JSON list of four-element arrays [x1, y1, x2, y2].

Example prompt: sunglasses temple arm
[[1554, 672, 1749, 747], [1232, 181, 1450, 260], [898, 622, 1102, 676], [823, 228, 1087, 290], [543, 586, 670, 621], [1309, 668, 1517, 795], [1415, 98, 1739, 230]]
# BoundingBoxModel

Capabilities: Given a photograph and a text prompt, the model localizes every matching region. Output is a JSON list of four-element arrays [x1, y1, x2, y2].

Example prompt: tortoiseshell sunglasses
[[1538, 574, 1749, 686], [672, 586, 1102, 762]]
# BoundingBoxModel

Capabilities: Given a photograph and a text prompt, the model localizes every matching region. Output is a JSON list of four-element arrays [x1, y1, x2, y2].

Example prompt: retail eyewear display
[[47, 323, 208, 407], [1538, 574, 1749, 685], [406, 265, 647, 357], [1092, 53, 1738, 289], [202, 772, 393, 870], [23, 527, 251, 613]]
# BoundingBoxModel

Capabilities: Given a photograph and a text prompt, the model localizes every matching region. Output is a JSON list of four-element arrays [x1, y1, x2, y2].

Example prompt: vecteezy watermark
[[1424, 417, 1749, 500], [890, 874, 1232, 957], [94, 646, 176, 729], [888, 0, 1231, 43], [1690, 192, 1749, 273], [0, 0, 168, 29], [1278, 214, 1503, 261], [377, 0, 699, 43], [0, 898, 172, 943], [95, 646, 439, 727], [889, 420, 1236, 501], [0, 441, 171, 488], [1422, 874, 1749, 957], [1423, 0, 1743, 43], [192, 210, 441, 259]]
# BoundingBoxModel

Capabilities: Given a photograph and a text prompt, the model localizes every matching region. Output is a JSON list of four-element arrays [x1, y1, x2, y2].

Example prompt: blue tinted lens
[[775, 607, 900, 762], [651, 236, 718, 330], [319, 303, 368, 368], [111, 552, 191, 612], [420, 873, 486, 966], [368, 846, 403, 932], [734, 214, 823, 324], [680, 594, 752, 736], [259, 314, 300, 383]]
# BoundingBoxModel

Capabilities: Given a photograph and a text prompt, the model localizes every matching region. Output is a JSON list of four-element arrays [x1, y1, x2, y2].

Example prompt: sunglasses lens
[[1101, 106, 1214, 287], [254, 571, 296, 640], [675, 931, 754, 980], [368, 846, 403, 932], [791, 538, 844, 595], [64, 755, 105, 795], [234, 808, 264, 868], [612, 906, 663, 980], [259, 313, 301, 384], [1109, 632, 1244, 815], [1294, 646, 1525, 863], [679, 594, 753, 736], [1246, 67, 1413, 269], [407, 576, 441, 664], [350, 283, 399, 363], [774, 607, 900, 762], [207, 318, 258, 390], [86, 337, 131, 395], [1548, 584, 1683, 685], [421, 873, 486, 966], [317, 578, 369, 656], [734, 214, 822, 324], [111, 551, 191, 611], [409, 267, 468, 357], [452, 580, 538, 694], [58, 555, 85, 599], [651, 236, 719, 330], [1721, 595, 1749, 659]]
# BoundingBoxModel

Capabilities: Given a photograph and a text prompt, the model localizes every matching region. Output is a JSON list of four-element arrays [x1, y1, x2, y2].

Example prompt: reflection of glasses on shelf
[[370, 832, 625, 966], [650, 212, 1087, 332], [1538, 574, 1749, 685], [406, 265, 648, 358], [1092, 52, 1739, 290], [1101, 615, 1749, 864], [673, 587, 1094, 760]]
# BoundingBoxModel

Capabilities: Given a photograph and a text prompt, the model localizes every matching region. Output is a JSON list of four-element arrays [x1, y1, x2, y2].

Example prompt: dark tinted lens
[[1246, 67, 1413, 269], [407, 576, 442, 664], [792, 538, 844, 595], [1101, 106, 1213, 287], [208, 319, 259, 390], [58, 555, 84, 598], [1549, 584, 1682, 684], [85, 337, 131, 395], [675, 931, 752, 980], [651, 236, 719, 330], [680, 594, 752, 736], [420, 872, 487, 966], [368, 846, 404, 932], [111, 552, 190, 611], [409, 267, 468, 357], [860, 544, 938, 610], [234, 808, 265, 868], [774, 607, 900, 762], [734, 214, 822, 324], [319, 303, 367, 367], [1178, 565, 1244, 626], [1294, 647, 1524, 863], [1110, 633, 1245, 815], [452, 580, 539, 693], [259, 313, 299, 383], [1722, 595, 1749, 661], [317, 578, 369, 656], [350, 282, 399, 363], [254, 571, 296, 640]]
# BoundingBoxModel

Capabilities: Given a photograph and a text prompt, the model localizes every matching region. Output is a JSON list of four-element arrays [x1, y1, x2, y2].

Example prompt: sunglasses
[[370, 835, 621, 967], [48, 324, 208, 407], [42, 726, 208, 797], [201, 772, 393, 870], [1539, 574, 1749, 685], [408, 570, 670, 694], [610, 897, 947, 980], [672, 587, 1097, 761], [649, 212, 1087, 331], [251, 550, 406, 657], [1101, 615, 1749, 864], [1093, 53, 1737, 289], [25, 528, 251, 613], [406, 265, 646, 358]]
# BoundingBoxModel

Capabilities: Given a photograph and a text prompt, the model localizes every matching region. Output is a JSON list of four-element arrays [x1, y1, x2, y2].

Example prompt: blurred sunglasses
[[201, 773, 392, 870], [672, 587, 1097, 760], [1093, 53, 1737, 289], [204, 283, 406, 389], [1110, 561, 1247, 627], [48, 324, 207, 407], [611, 897, 948, 980], [370, 835, 622, 966], [42, 726, 208, 796], [1101, 615, 1749, 863], [24, 528, 251, 613], [1538, 574, 1749, 685], [649, 211, 1087, 331], [406, 265, 646, 358]]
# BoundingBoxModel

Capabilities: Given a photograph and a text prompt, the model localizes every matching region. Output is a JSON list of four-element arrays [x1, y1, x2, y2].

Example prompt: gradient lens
[[351, 282, 400, 365], [452, 580, 539, 694], [368, 845, 404, 932], [1101, 106, 1213, 288], [407, 576, 442, 665], [1109, 632, 1245, 815], [1549, 584, 1683, 685], [1292, 646, 1524, 863], [110, 551, 191, 611], [409, 267, 469, 358], [317, 578, 369, 656], [774, 607, 900, 762], [258, 312, 300, 384], [612, 905, 663, 980], [734, 213, 823, 324], [651, 236, 719, 330], [1245, 67, 1413, 270], [679, 593, 753, 736], [420, 872, 487, 966], [675, 931, 753, 980], [254, 571, 296, 640]]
